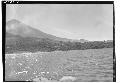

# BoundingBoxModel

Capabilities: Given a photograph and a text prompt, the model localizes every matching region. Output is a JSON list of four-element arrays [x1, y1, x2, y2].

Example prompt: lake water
[[5, 48, 113, 82]]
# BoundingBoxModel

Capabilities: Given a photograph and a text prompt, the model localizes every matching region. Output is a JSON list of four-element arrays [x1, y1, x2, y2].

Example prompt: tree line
[[5, 38, 113, 53]]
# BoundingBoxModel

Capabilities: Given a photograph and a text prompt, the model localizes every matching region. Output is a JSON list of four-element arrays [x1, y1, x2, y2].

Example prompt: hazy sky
[[6, 4, 113, 41]]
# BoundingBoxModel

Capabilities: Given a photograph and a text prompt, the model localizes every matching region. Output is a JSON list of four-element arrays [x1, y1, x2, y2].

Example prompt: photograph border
[[2, 1, 115, 82]]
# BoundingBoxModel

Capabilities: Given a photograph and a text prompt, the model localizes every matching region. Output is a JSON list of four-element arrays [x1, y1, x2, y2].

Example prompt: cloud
[[6, 4, 113, 41], [6, 4, 19, 21]]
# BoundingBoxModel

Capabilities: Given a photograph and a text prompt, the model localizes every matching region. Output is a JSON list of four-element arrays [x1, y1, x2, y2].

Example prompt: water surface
[[5, 48, 113, 82]]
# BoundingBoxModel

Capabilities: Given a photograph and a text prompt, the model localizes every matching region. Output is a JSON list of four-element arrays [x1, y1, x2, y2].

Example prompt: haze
[[6, 4, 113, 41]]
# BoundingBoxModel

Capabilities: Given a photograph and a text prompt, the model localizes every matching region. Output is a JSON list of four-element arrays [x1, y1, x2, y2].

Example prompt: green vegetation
[[5, 37, 113, 53]]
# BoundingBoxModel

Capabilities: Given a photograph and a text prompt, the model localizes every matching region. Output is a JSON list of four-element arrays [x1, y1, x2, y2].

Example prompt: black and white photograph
[[2, 1, 115, 82]]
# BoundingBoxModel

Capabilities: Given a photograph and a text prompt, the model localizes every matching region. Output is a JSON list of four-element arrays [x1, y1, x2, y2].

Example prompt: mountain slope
[[6, 19, 72, 41], [6, 19, 106, 53]]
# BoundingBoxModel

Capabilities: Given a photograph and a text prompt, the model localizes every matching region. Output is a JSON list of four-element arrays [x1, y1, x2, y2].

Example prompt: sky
[[6, 4, 113, 41]]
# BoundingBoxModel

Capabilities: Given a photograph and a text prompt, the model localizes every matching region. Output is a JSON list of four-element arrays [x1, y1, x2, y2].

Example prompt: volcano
[[6, 19, 72, 41]]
